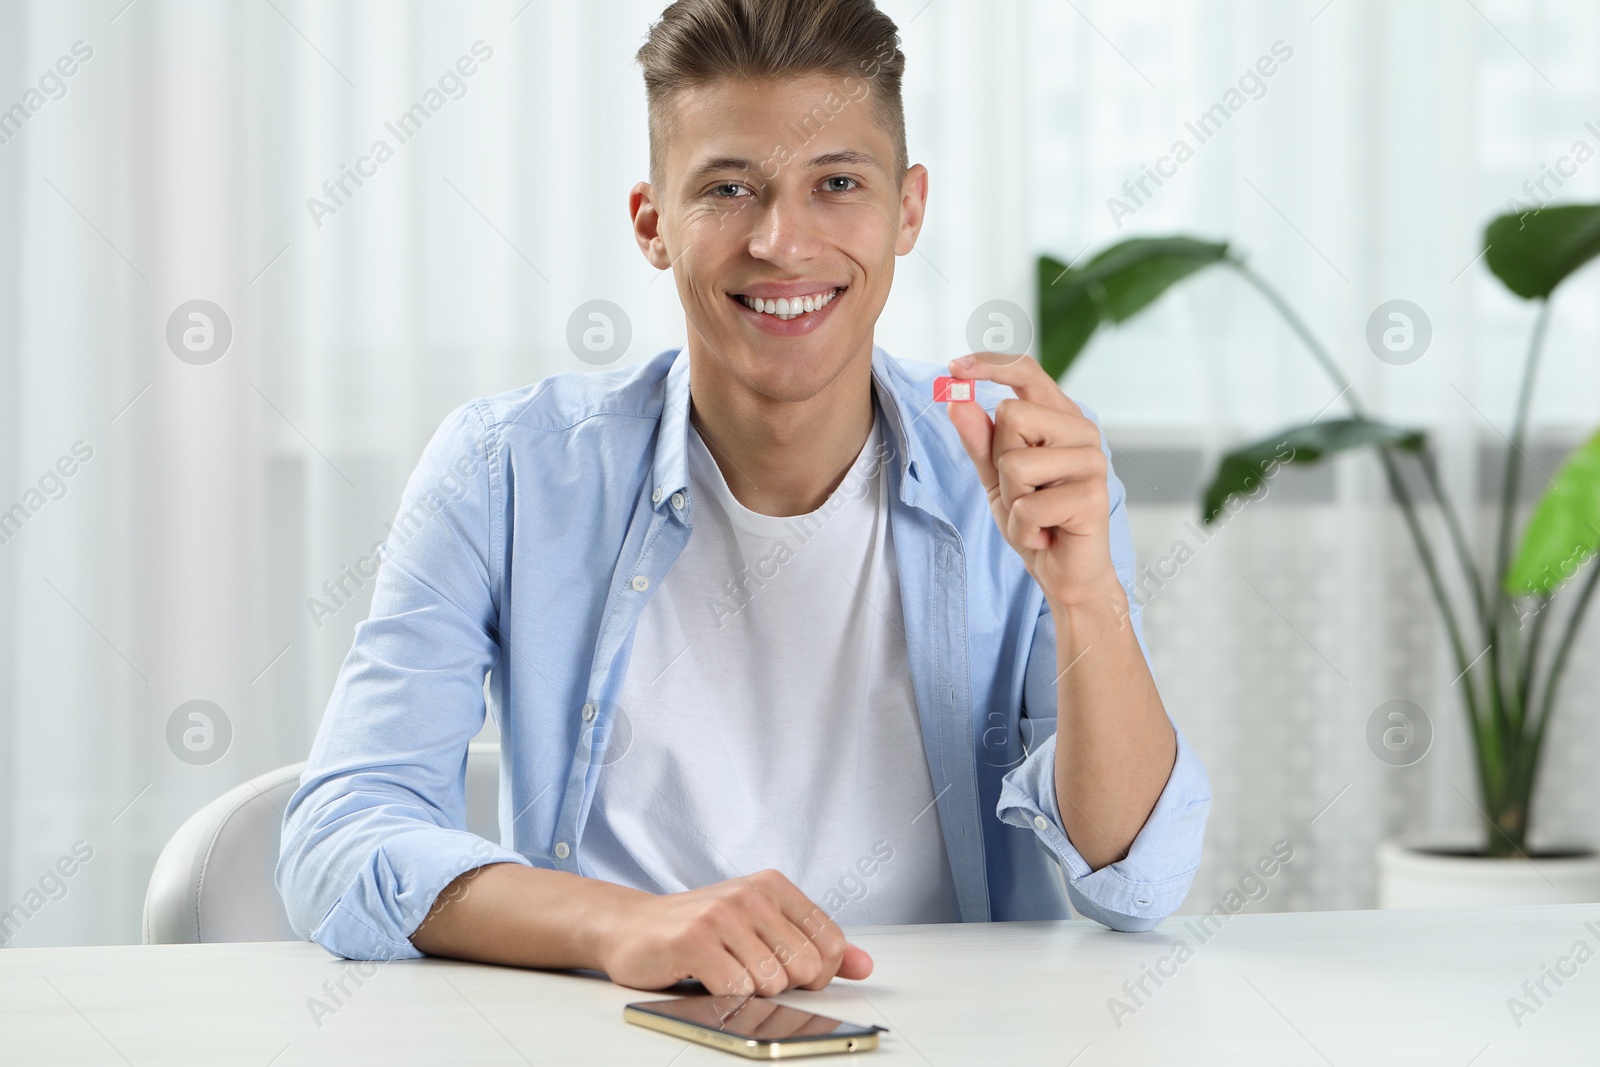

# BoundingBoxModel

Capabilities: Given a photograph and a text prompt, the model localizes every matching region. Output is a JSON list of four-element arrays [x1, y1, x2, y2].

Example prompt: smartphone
[[624, 992, 887, 1059]]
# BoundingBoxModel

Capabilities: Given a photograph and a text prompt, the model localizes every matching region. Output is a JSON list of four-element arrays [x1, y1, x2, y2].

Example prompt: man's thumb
[[945, 399, 997, 489], [837, 943, 874, 981]]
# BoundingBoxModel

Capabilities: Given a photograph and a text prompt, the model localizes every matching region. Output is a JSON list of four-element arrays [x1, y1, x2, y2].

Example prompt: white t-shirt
[[580, 402, 963, 925]]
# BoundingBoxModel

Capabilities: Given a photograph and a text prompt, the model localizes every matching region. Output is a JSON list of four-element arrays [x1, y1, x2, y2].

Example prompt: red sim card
[[933, 376, 975, 403]]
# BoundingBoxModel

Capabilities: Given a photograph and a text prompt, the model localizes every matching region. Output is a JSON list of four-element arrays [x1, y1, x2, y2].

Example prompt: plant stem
[[1529, 562, 1600, 774], [1224, 257, 1486, 740], [1226, 259, 1361, 414], [1492, 299, 1552, 746], [1374, 444, 1490, 753], [1518, 593, 1552, 721], [1494, 300, 1552, 593], [1416, 445, 1490, 630], [1520, 560, 1600, 847], [1222, 255, 1484, 710]]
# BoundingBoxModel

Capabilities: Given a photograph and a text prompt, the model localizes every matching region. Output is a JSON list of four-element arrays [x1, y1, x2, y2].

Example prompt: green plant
[[1037, 208, 1600, 859]]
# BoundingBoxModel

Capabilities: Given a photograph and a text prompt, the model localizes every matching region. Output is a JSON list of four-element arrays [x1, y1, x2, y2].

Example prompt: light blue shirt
[[276, 345, 1212, 961]]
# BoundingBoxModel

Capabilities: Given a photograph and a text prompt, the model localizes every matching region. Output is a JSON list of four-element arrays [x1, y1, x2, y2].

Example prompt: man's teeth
[[737, 288, 841, 320]]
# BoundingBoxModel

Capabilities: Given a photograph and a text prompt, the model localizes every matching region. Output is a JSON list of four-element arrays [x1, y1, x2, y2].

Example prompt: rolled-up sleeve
[[994, 398, 1211, 932], [275, 400, 531, 960], [997, 724, 1209, 931]]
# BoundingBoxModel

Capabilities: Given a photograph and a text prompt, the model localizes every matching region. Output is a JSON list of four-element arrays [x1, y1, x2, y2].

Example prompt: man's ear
[[630, 181, 672, 270], [894, 163, 929, 257]]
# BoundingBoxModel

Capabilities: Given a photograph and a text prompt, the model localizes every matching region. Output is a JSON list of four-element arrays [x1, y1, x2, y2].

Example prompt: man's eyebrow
[[805, 150, 883, 172], [685, 149, 884, 184], [686, 157, 760, 182]]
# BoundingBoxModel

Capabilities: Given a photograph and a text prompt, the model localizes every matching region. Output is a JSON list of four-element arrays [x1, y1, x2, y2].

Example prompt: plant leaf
[[1202, 418, 1427, 526], [1037, 254, 1100, 380], [1037, 237, 1229, 380], [1484, 203, 1600, 299], [1505, 429, 1600, 596]]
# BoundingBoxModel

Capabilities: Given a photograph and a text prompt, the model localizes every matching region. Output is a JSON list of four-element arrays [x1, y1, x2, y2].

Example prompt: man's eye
[[709, 183, 748, 198], [824, 176, 859, 193]]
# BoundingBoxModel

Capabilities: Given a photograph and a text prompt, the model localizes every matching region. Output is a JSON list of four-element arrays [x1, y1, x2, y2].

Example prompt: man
[[277, 0, 1209, 1000]]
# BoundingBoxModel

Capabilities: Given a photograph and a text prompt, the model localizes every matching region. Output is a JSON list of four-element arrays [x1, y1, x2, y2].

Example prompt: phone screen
[[628, 993, 887, 1043]]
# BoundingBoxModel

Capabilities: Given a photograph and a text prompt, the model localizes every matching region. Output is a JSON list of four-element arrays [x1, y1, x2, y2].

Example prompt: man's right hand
[[598, 868, 874, 996], [409, 863, 872, 997]]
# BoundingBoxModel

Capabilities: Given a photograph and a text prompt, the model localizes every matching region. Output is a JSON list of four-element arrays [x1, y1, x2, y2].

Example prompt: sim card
[[933, 376, 975, 403]]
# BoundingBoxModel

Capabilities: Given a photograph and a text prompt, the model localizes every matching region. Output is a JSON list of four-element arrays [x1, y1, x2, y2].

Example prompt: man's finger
[[992, 397, 1099, 456], [995, 445, 1105, 513], [696, 942, 759, 999], [836, 943, 873, 981], [1006, 482, 1104, 551], [947, 352, 1081, 415], [719, 918, 796, 997], [742, 896, 828, 990], [755, 873, 856, 987]]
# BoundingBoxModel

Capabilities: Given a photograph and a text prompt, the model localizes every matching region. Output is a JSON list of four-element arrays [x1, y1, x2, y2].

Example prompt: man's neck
[[686, 344, 876, 518]]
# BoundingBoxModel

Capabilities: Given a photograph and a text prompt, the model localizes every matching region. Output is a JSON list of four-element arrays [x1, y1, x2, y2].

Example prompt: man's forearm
[[407, 860, 873, 996], [1049, 578, 1177, 871], [409, 863, 646, 969]]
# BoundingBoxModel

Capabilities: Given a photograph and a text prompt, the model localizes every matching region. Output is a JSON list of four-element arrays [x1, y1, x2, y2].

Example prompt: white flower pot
[[1376, 836, 1600, 909]]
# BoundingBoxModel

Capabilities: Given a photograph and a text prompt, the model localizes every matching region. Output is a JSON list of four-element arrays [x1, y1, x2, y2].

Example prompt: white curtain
[[2, 0, 1596, 947]]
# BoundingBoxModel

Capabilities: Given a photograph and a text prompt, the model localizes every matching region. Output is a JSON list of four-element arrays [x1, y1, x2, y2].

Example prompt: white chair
[[143, 741, 502, 944]]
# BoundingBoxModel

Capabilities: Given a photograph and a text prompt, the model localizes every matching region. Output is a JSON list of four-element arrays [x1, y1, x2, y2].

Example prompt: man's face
[[632, 74, 927, 405]]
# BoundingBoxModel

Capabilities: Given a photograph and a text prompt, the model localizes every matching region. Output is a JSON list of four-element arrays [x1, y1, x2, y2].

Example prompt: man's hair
[[635, 0, 908, 193]]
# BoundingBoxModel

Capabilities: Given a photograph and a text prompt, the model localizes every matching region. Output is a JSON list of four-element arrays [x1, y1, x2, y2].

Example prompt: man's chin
[[738, 367, 836, 404], [732, 358, 848, 405], [690, 323, 870, 403]]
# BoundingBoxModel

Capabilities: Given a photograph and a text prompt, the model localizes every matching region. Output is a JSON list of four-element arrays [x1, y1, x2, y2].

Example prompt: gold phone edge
[[623, 1005, 881, 1059]]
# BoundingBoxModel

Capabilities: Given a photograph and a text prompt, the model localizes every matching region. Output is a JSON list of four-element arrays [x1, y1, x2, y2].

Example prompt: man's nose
[[746, 193, 823, 263]]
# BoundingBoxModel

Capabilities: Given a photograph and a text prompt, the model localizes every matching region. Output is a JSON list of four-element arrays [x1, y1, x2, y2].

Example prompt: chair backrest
[[142, 741, 502, 944]]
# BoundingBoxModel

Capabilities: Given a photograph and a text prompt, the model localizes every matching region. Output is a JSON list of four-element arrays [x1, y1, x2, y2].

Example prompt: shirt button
[[671, 491, 686, 510], [631, 574, 649, 592], [1033, 815, 1049, 831], [581, 703, 596, 722], [553, 841, 570, 859], [651, 487, 663, 503]]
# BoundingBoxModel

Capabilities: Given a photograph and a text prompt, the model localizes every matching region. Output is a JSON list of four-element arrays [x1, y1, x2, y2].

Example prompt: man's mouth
[[730, 286, 846, 322]]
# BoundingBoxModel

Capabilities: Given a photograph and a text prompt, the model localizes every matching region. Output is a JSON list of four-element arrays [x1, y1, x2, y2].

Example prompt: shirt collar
[[648, 344, 934, 518], [648, 345, 694, 509]]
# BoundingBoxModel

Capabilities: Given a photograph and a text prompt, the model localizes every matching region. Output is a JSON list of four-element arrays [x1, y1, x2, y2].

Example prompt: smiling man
[[278, 0, 1210, 999]]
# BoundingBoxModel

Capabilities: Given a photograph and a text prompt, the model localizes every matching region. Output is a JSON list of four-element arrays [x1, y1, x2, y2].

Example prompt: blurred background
[[2, 0, 1597, 947]]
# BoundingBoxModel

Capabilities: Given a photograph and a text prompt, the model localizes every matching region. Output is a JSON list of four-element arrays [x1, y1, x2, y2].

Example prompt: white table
[[2, 904, 1595, 1064]]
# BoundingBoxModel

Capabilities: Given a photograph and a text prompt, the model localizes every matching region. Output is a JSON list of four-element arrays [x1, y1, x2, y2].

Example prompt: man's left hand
[[943, 352, 1119, 609]]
